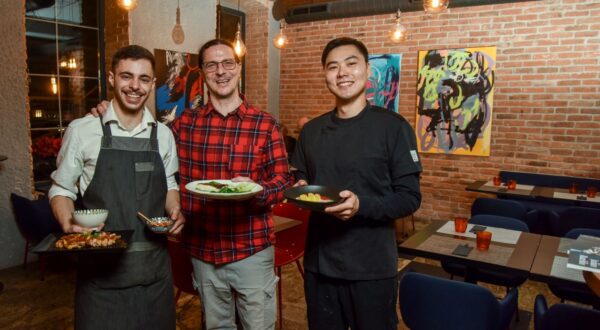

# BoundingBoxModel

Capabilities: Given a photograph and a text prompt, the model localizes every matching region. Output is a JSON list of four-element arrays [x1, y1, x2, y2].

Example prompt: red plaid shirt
[[172, 96, 292, 264]]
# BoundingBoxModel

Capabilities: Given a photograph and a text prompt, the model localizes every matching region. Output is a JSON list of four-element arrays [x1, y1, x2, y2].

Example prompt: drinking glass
[[476, 231, 492, 251], [507, 180, 517, 190], [493, 176, 502, 186], [587, 186, 597, 198], [569, 183, 578, 194], [454, 217, 468, 233]]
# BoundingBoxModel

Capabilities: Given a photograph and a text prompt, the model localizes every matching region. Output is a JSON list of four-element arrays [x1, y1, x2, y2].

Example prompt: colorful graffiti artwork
[[415, 46, 496, 156], [154, 49, 203, 125], [367, 54, 402, 112]]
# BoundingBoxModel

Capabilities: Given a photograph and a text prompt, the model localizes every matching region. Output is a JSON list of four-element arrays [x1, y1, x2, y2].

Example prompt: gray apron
[[74, 118, 175, 330]]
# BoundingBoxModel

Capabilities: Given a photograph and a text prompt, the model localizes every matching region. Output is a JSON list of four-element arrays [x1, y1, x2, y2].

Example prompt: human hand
[[294, 179, 308, 187], [64, 223, 105, 233], [324, 190, 359, 221], [168, 206, 185, 236], [90, 100, 110, 117], [231, 176, 254, 183]]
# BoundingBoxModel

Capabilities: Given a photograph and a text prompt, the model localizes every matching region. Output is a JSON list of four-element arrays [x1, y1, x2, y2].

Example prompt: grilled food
[[55, 231, 122, 250]]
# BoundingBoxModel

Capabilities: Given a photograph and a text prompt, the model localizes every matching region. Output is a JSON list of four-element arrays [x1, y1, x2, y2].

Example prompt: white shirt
[[49, 100, 179, 201]]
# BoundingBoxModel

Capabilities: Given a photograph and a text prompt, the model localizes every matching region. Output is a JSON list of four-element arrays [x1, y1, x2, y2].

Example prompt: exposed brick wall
[[243, 1, 269, 112], [104, 1, 130, 98], [277, 0, 600, 221]]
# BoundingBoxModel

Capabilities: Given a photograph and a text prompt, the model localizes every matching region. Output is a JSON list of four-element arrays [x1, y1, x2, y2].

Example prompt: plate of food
[[137, 212, 174, 234], [284, 185, 343, 211], [31, 230, 133, 254], [184, 179, 263, 200]]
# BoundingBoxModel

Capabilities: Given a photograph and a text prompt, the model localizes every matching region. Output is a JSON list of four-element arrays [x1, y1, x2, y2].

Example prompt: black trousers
[[304, 271, 398, 330]]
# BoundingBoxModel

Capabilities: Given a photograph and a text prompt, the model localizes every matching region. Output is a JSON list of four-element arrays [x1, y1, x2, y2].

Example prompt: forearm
[[165, 189, 181, 215], [356, 173, 421, 221], [256, 172, 292, 206], [50, 195, 75, 232]]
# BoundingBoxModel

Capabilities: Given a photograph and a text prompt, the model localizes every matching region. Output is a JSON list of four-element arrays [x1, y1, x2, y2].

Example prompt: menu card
[[566, 235, 600, 273]]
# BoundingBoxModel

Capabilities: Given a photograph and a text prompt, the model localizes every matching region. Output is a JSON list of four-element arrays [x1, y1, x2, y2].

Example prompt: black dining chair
[[547, 228, 600, 309], [552, 207, 600, 237], [399, 271, 517, 330], [10, 193, 61, 279], [534, 294, 600, 330], [471, 197, 538, 233], [441, 214, 529, 320]]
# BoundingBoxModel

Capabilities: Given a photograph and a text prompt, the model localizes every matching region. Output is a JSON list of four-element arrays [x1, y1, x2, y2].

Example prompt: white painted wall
[[129, 0, 218, 112]]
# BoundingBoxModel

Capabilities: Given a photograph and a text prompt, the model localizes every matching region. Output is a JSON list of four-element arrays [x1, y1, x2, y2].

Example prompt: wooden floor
[[0, 218, 566, 330]]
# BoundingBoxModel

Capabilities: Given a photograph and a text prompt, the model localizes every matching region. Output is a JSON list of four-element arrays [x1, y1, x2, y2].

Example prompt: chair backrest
[[166, 237, 196, 295], [471, 197, 528, 222], [534, 295, 600, 330], [399, 272, 509, 330], [272, 202, 310, 267], [556, 207, 600, 237], [470, 214, 530, 232], [564, 228, 600, 240], [10, 193, 61, 244]]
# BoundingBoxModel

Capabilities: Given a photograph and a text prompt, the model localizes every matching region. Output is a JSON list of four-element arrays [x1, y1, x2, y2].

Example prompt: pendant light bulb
[[389, 10, 408, 43], [117, 0, 138, 11], [424, 0, 449, 14], [273, 22, 288, 49], [233, 22, 247, 57]]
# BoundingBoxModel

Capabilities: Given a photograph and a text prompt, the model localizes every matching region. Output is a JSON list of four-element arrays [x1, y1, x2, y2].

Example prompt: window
[[26, 0, 105, 182]]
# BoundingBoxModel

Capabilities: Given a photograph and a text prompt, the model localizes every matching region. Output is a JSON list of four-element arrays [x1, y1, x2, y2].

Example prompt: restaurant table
[[273, 215, 302, 233], [398, 220, 542, 282], [529, 235, 589, 286], [466, 180, 600, 205]]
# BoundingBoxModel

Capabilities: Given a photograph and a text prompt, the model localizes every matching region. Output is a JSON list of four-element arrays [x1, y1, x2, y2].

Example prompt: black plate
[[284, 185, 343, 211], [31, 230, 133, 255]]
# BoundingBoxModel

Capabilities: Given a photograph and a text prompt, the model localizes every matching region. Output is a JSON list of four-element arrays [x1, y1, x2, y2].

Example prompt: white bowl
[[73, 209, 109, 228]]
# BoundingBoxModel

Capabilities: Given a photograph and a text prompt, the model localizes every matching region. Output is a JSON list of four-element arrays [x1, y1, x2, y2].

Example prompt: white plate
[[184, 180, 263, 200]]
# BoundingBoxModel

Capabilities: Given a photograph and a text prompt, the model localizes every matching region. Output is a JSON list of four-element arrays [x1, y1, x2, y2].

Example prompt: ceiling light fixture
[[116, 0, 138, 11], [423, 0, 449, 14], [273, 20, 288, 49], [389, 9, 408, 43], [171, 0, 185, 44], [233, 0, 247, 57]]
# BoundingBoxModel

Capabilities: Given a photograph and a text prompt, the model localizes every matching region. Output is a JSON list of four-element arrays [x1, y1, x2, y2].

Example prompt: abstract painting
[[154, 49, 203, 125], [415, 46, 496, 156], [367, 54, 402, 112]]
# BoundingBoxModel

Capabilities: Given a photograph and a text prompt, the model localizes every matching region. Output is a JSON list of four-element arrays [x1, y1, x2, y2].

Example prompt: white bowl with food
[[73, 209, 109, 228]]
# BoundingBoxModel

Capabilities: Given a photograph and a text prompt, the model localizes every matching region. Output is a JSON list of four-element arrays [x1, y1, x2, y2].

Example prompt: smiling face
[[201, 44, 241, 101], [108, 58, 155, 114], [323, 44, 371, 105]]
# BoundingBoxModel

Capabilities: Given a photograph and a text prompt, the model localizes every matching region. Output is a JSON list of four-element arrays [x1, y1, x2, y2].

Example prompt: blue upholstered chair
[[548, 228, 600, 308], [10, 193, 61, 280], [471, 197, 538, 233], [552, 207, 600, 238], [534, 294, 600, 330], [399, 272, 517, 330], [441, 214, 529, 320]]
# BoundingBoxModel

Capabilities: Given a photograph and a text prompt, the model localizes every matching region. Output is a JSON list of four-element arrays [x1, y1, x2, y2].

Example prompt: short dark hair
[[198, 39, 241, 67], [321, 37, 369, 67], [111, 45, 155, 71]]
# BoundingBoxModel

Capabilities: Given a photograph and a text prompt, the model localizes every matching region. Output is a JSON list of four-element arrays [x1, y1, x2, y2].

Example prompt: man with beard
[[291, 37, 422, 330], [92, 39, 291, 330], [171, 39, 291, 330], [49, 45, 184, 330]]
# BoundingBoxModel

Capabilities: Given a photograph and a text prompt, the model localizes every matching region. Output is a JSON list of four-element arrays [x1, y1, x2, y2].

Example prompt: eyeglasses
[[202, 59, 238, 73]]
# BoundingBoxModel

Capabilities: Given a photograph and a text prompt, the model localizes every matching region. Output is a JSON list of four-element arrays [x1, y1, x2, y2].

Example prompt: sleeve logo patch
[[410, 150, 419, 162]]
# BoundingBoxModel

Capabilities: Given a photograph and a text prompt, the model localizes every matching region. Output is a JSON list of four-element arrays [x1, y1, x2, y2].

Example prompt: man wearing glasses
[[171, 39, 291, 330]]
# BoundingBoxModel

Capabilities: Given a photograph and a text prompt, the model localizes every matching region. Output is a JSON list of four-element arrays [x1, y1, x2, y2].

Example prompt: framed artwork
[[415, 46, 496, 156], [154, 49, 203, 125], [367, 54, 402, 112]]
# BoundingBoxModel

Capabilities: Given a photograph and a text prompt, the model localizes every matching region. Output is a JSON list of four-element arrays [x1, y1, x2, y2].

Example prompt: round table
[[583, 271, 600, 297]]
